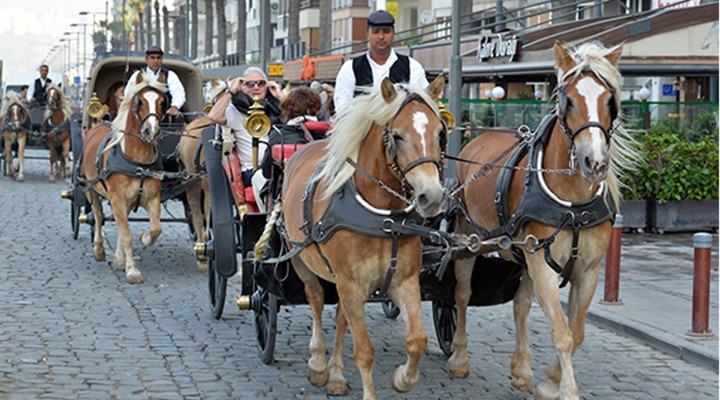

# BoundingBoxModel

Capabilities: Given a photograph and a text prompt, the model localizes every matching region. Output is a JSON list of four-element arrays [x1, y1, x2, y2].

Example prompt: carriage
[[60, 52, 206, 281]]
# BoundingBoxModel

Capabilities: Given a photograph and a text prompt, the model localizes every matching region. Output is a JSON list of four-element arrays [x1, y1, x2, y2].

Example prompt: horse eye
[[392, 134, 403, 141]]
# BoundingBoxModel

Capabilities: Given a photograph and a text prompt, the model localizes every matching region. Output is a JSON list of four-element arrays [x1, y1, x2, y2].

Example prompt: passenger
[[27, 64, 52, 106], [252, 86, 328, 211], [102, 81, 125, 121], [207, 66, 284, 187], [135, 45, 185, 117], [19, 85, 29, 106], [333, 10, 428, 114]]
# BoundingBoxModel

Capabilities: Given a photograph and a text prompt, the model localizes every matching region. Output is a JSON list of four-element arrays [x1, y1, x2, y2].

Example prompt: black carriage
[[195, 101, 525, 363], [61, 52, 205, 240]]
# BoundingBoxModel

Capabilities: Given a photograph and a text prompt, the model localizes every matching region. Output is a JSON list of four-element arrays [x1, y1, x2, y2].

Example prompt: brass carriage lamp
[[244, 97, 271, 169], [436, 95, 456, 128]]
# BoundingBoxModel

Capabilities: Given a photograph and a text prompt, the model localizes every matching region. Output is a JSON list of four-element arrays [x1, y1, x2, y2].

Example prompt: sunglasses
[[243, 80, 267, 88]]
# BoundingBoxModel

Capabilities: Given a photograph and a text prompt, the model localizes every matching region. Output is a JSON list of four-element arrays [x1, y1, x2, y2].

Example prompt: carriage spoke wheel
[[432, 299, 457, 358], [254, 285, 278, 365], [207, 213, 229, 320], [382, 300, 401, 319]]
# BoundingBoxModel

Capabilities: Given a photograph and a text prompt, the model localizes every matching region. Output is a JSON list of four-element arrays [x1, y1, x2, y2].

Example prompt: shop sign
[[477, 34, 520, 63]]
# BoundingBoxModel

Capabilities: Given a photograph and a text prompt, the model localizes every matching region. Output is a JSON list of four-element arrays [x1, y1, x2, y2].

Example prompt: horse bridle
[[5, 103, 28, 130], [383, 90, 448, 196], [132, 88, 168, 142]]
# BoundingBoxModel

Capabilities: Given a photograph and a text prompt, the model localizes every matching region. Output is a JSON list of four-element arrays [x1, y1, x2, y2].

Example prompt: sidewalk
[[564, 232, 719, 372]]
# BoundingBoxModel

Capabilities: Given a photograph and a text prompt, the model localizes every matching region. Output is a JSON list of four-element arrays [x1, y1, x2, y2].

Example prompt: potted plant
[[620, 114, 719, 233]]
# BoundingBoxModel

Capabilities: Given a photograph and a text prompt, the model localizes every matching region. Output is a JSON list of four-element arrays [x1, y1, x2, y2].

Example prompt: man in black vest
[[333, 10, 428, 114], [138, 45, 186, 117], [26, 65, 52, 106]]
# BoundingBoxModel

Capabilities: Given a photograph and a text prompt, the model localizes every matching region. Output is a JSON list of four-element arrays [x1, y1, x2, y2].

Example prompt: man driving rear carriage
[[26, 65, 52, 106]]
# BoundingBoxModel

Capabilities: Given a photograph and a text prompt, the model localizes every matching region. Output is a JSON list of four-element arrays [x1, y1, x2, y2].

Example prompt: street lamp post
[[64, 31, 82, 106], [71, 23, 89, 83], [80, 10, 108, 54]]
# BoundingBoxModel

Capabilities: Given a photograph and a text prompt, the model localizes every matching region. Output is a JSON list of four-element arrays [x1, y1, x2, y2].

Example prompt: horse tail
[[254, 199, 283, 262]]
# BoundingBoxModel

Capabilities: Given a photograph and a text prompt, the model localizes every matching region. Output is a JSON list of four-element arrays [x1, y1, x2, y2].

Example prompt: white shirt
[[142, 66, 186, 110], [26, 78, 50, 103], [333, 49, 429, 114], [225, 104, 267, 171]]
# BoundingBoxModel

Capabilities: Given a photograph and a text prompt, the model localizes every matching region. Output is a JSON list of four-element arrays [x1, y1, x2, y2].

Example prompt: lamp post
[[70, 23, 89, 83], [64, 31, 82, 106], [80, 10, 107, 54]]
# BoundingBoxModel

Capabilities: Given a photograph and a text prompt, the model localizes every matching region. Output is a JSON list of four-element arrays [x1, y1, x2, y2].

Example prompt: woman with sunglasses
[[208, 67, 284, 188]]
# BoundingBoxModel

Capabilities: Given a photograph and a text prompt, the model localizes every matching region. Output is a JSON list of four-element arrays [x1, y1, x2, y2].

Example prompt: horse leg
[[448, 256, 474, 378], [4, 133, 15, 179], [187, 185, 207, 271], [336, 280, 376, 400], [16, 132, 26, 182], [526, 252, 577, 400], [62, 136, 71, 178], [140, 191, 162, 247], [291, 256, 329, 387], [543, 262, 601, 398], [110, 195, 143, 283], [87, 190, 106, 261], [389, 276, 427, 393], [47, 137, 57, 182], [511, 269, 534, 393], [327, 301, 349, 395]]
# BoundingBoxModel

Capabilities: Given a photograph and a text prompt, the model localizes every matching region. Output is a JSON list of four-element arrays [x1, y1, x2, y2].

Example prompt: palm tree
[[288, 0, 299, 58], [216, 0, 227, 62], [318, 0, 331, 53], [205, 0, 214, 56], [191, 0, 198, 58], [237, 0, 246, 64]]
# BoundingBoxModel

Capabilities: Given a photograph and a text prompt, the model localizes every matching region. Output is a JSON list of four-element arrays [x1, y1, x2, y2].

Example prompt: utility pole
[[448, 0, 463, 174]]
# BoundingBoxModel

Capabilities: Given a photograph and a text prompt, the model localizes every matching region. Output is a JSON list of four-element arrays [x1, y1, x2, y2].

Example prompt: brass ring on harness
[[466, 233, 482, 253], [382, 218, 394, 234], [522, 234, 540, 253]]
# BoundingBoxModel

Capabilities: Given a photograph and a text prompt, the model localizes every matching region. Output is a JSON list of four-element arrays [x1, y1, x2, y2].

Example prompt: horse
[[43, 84, 72, 182], [177, 79, 228, 272], [279, 76, 447, 400], [80, 70, 168, 283], [448, 41, 639, 400], [1, 91, 31, 181]]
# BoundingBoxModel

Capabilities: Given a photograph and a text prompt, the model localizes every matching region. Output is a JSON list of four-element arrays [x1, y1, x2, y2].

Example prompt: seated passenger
[[102, 81, 125, 121]]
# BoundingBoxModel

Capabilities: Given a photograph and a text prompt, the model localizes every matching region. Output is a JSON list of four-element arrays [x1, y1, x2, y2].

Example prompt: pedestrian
[[26, 65, 52, 106], [333, 9, 429, 114]]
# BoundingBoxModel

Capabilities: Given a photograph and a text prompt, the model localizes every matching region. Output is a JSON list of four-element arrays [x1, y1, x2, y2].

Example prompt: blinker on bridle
[[382, 89, 448, 197]]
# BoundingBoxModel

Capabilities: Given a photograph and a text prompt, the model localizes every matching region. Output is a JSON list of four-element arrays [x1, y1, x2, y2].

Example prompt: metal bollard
[[689, 232, 713, 336], [601, 214, 623, 305]]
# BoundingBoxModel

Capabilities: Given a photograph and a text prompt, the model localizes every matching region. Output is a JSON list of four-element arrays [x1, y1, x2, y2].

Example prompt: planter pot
[[619, 199, 649, 231], [648, 199, 719, 233]]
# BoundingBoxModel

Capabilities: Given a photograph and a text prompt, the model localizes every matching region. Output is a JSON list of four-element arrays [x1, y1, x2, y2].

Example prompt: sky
[[0, 0, 111, 84]]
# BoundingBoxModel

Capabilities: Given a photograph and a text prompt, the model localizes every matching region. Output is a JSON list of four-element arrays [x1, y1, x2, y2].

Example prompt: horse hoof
[[449, 363, 469, 379], [140, 232, 158, 246], [391, 366, 417, 393], [512, 376, 533, 393], [197, 260, 208, 273], [535, 380, 562, 400], [17, 175, 24, 182], [327, 379, 349, 396], [49, 177, 55, 183], [307, 368, 329, 388], [127, 273, 144, 284], [93, 251, 106, 262]]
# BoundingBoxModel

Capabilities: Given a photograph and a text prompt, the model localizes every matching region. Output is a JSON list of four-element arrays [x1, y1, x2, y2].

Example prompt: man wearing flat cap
[[135, 45, 186, 117], [333, 9, 429, 114]]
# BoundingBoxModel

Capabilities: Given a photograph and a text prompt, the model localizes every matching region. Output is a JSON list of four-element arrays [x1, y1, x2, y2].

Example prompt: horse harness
[[40, 116, 71, 137], [2, 104, 31, 132], [272, 91, 451, 296], [458, 113, 617, 288]]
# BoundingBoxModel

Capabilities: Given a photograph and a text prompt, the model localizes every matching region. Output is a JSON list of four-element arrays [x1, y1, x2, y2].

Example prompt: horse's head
[[380, 76, 448, 218], [45, 86, 62, 110], [131, 71, 168, 141], [554, 41, 622, 184], [2, 92, 26, 130]]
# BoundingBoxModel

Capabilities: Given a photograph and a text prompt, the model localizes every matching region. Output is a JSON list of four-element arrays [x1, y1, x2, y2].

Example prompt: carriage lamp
[[435, 95, 456, 128], [491, 86, 506, 100], [244, 97, 271, 170]]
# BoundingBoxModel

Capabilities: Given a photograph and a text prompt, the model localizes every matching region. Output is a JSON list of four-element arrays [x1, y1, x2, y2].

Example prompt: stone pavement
[[0, 151, 717, 399], [571, 231, 719, 372]]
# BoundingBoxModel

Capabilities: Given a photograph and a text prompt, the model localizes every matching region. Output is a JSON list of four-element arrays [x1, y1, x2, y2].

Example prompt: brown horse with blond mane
[[1, 91, 31, 181], [43, 84, 72, 182], [80, 70, 168, 283], [278, 76, 447, 400], [449, 41, 639, 399]]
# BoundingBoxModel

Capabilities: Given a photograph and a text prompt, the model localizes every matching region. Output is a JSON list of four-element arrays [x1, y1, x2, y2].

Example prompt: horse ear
[[158, 71, 167, 84], [426, 74, 445, 99], [135, 72, 144, 85], [553, 41, 575, 75], [381, 77, 397, 103], [605, 43, 623, 66]]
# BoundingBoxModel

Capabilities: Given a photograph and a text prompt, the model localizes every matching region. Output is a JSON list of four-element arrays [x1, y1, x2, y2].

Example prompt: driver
[[26, 65, 52, 106], [134, 45, 186, 117]]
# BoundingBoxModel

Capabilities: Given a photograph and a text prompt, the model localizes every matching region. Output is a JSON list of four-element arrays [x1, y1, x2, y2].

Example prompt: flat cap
[[145, 45, 164, 55], [367, 10, 395, 28]]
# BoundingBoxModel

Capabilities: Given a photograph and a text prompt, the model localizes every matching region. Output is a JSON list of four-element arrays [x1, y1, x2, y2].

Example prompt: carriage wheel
[[254, 285, 278, 365], [382, 300, 401, 319], [207, 211, 231, 320], [432, 299, 457, 358]]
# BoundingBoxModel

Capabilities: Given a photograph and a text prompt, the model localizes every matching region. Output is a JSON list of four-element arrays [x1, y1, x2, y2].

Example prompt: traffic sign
[[73, 76, 81, 85], [662, 84, 677, 96]]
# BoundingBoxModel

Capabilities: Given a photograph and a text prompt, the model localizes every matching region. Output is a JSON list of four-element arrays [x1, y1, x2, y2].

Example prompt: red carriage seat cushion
[[272, 144, 305, 163]]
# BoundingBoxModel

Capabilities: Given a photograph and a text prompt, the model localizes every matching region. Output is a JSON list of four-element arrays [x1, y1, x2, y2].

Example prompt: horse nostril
[[417, 194, 428, 208], [584, 156, 592, 170]]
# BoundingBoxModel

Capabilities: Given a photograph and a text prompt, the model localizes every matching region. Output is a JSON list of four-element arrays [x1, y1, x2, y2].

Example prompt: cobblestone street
[[0, 153, 717, 399]]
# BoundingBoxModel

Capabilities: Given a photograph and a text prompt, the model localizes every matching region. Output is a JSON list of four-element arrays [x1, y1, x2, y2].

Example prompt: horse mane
[[315, 83, 439, 198], [1, 91, 25, 117], [106, 70, 168, 150], [557, 41, 641, 206], [207, 78, 229, 102], [43, 84, 72, 121]]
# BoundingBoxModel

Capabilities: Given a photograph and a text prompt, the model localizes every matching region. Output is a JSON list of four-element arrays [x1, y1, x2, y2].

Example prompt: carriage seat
[[271, 143, 305, 164], [221, 149, 259, 214]]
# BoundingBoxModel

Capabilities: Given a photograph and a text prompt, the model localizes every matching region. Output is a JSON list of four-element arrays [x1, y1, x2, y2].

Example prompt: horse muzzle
[[412, 181, 446, 218]]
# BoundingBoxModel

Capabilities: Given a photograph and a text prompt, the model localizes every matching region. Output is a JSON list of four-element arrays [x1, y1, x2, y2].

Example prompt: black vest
[[148, 67, 173, 107], [34, 78, 51, 104], [352, 53, 410, 97]]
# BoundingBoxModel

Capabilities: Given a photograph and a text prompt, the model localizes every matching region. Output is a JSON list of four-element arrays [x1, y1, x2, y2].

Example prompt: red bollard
[[602, 214, 623, 304], [690, 232, 713, 336]]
